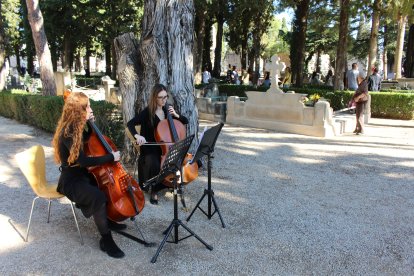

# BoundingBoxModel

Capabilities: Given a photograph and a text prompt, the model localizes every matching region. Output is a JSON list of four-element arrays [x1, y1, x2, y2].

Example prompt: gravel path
[[0, 116, 413, 275]]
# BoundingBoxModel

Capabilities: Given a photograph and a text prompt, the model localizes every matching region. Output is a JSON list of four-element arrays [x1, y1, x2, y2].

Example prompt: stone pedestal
[[101, 76, 116, 101], [54, 72, 72, 96], [226, 91, 336, 137]]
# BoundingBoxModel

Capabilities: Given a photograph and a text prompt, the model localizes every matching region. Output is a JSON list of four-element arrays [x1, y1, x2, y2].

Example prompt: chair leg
[[47, 199, 52, 223], [25, 196, 39, 242], [69, 202, 84, 245]]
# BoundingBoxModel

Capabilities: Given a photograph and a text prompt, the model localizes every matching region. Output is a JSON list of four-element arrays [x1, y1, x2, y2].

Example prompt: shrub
[[0, 90, 124, 148]]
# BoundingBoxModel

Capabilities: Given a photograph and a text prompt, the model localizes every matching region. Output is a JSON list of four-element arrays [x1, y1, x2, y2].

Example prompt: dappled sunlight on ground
[[288, 156, 326, 164], [215, 190, 248, 204], [0, 165, 16, 186], [381, 172, 414, 180], [0, 214, 26, 255], [0, 117, 413, 274]]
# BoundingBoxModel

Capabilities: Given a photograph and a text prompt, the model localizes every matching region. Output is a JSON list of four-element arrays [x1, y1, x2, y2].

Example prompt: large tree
[[290, 0, 310, 86], [368, 0, 383, 71], [25, 0, 56, 95], [334, 0, 350, 91], [389, 0, 412, 79], [0, 1, 6, 91], [121, 0, 198, 157], [406, 14, 414, 77]]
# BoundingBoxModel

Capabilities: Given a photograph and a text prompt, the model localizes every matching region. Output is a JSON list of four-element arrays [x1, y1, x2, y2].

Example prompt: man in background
[[368, 67, 382, 91], [346, 63, 362, 90]]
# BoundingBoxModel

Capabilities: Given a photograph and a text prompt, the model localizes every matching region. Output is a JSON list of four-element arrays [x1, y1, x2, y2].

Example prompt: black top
[[59, 126, 114, 168], [127, 106, 189, 156], [57, 125, 114, 218]]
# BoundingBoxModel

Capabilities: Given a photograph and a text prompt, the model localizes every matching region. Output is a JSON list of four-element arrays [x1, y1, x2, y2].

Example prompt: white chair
[[15, 145, 83, 244]]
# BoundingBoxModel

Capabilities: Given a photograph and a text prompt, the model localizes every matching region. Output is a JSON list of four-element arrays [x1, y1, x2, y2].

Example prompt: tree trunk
[[25, 0, 56, 96], [114, 33, 140, 163], [22, 1, 34, 76], [296, 0, 309, 87], [133, 0, 198, 153], [193, 8, 207, 84], [241, 33, 248, 70], [105, 42, 111, 76], [111, 41, 117, 80], [291, 0, 310, 87], [394, 13, 407, 79], [212, 12, 224, 78], [252, 24, 261, 85], [85, 46, 91, 77], [405, 22, 414, 77], [383, 24, 388, 79], [334, 0, 349, 91], [0, 1, 6, 91], [202, 19, 213, 71], [368, 0, 381, 72], [63, 35, 71, 72], [13, 45, 22, 75], [75, 52, 81, 72]]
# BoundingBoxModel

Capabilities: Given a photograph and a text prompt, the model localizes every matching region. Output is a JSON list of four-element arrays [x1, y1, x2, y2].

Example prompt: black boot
[[108, 219, 127, 231], [99, 232, 125, 258]]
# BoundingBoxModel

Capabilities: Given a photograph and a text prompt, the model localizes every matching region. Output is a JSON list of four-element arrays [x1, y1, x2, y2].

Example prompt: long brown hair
[[52, 92, 89, 164], [148, 83, 167, 126]]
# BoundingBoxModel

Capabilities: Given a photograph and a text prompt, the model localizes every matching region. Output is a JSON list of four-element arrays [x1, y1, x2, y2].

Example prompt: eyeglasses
[[157, 95, 169, 100]]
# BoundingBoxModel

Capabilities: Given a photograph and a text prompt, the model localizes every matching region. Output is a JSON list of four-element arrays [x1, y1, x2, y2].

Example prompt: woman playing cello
[[52, 92, 126, 258], [127, 84, 188, 205]]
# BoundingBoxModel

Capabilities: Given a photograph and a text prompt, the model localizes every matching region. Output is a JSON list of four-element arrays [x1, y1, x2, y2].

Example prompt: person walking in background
[[226, 64, 233, 83], [325, 69, 334, 86], [241, 69, 250, 85], [232, 65, 239, 84], [346, 63, 360, 90], [350, 78, 369, 135], [368, 67, 382, 91], [310, 71, 321, 85], [282, 67, 292, 88], [262, 71, 271, 88], [202, 66, 211, 85]]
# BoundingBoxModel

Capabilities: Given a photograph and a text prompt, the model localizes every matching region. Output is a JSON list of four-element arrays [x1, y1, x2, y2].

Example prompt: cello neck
[[87, 120, 113, 153], [165, 103, 180, 142]]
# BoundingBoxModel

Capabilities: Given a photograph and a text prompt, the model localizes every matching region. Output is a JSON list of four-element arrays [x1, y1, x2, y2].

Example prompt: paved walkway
[[0, 116, 413, 275]]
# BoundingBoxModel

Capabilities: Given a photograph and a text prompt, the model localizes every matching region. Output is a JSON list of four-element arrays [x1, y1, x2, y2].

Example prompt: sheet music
[[189, 126, 207, 164]]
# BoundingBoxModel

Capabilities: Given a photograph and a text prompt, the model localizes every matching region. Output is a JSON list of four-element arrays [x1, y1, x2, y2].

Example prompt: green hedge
[[370, 92, 414, 120], [0, 90, 124, 148]]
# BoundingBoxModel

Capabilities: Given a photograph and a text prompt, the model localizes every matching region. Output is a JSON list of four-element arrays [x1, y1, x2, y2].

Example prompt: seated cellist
[[52, 92, 126, 258], [127, 84, 188, 205]]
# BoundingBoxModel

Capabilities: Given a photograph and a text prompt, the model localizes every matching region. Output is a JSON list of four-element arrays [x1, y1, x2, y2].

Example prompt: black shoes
[[100, 232, 125, 258], [150, 192, 158, 205], [140, 184, 149, 193], [108, 220, 127, 231]]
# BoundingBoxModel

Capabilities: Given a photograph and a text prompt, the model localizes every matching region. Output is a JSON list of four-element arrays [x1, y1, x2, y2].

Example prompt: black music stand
[[143, 135, 213, 263], [186, 123, 225, 228]]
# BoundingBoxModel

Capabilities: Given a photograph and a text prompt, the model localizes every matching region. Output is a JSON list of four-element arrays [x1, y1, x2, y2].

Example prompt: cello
[[64, 91, 145, 222], [155, 103, 198, 187]]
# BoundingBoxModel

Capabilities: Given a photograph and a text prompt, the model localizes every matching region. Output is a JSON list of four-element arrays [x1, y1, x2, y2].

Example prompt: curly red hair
[[52, 92, 89, 164]]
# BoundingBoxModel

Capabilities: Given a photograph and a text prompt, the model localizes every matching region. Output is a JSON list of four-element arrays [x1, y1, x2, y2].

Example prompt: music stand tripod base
[[186, 123, 226, 228], [146, 135, 213, 263]]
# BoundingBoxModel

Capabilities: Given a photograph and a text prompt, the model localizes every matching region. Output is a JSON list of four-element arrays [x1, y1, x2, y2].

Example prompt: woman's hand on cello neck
[[134, 134, 147, 146], [112, 151, 121, 162], [167, 106, 179, 119]]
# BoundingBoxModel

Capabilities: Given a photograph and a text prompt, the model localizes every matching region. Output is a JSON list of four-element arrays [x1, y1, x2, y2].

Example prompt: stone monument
[[267, 54, 285, 94]]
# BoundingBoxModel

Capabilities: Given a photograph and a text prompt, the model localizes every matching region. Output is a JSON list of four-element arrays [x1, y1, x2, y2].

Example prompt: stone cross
[[267, 54, 285, 93]]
